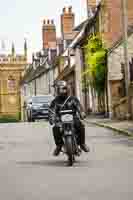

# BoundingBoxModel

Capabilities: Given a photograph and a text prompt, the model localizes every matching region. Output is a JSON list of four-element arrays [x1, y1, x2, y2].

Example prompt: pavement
[[85, 116, 133, 137], [0, 121, 133, 200]]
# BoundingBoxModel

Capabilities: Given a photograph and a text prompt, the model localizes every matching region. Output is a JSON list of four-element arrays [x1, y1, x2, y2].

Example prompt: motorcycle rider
[[48, 80, 90, 156]]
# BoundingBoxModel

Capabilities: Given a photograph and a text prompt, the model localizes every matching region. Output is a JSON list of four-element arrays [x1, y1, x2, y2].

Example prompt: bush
[[0, 115, 20, 123]]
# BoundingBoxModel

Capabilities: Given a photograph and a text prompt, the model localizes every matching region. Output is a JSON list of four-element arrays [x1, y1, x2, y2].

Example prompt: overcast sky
[[0, 0, 87, 61]]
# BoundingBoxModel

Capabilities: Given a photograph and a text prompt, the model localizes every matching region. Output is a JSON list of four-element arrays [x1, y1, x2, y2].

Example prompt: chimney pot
[[47, 19, 50, 24], [51, 19, 54, 24], [68, 6, 72, 13], [63, 7, 66, 13]]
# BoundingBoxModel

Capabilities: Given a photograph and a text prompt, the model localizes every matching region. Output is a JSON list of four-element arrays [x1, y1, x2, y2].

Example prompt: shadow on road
[[17, 159, 89, 168], [17, 160, 68, 167]]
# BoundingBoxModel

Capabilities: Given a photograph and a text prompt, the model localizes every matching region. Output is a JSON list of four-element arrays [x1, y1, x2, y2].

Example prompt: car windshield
[[32, 96, 53, 103]]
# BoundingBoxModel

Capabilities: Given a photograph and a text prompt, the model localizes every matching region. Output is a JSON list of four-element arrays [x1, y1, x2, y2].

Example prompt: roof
[[73, 2, 101, 32], [73, 19, 90, 32], [68, 3, 101, 49], [21, 56, 50, 84]]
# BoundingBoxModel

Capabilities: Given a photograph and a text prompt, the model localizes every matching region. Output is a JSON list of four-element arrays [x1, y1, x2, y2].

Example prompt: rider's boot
[[80, 144, 90, 152], [53, 145, 62, 156]]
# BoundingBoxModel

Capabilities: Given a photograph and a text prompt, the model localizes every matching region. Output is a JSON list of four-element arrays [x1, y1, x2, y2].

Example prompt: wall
[[0, 63, 25, 118], [100, 0, 133, 48], [108, 32, 133, 119]]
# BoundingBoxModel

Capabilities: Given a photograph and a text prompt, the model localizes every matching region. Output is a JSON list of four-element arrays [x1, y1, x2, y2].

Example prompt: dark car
[[26, 95, 54, 122]]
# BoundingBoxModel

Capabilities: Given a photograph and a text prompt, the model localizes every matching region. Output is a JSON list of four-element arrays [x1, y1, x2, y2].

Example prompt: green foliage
[[54, 56, 60, 66], [0, 113, 20, 123], [83, 35, 107, 96]]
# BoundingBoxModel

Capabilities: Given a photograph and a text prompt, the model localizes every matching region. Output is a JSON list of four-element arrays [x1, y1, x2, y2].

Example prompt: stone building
[[21, 18, 58, 100], [21, 49, 56, 121], [108, 26, 133, 119], [86, 0, 133, 118], [0, 41, 27, 119]]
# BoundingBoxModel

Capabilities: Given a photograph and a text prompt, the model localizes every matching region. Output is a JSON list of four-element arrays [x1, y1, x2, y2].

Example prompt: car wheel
[[27, 117, 31, 122], [31, 118, 35, 122], [26, 112, 31, 122]]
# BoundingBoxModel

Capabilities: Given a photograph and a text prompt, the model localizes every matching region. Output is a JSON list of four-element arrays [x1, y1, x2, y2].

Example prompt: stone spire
[[24, 38, 27, 58], [11, 42, 15, 56]]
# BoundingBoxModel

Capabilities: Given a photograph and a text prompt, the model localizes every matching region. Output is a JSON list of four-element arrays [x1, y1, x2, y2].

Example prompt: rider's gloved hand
[[49, 115, 56, 126], [55, 117, 61, 127], [81, 112, 86, 120], [49, 120, 54, 125]]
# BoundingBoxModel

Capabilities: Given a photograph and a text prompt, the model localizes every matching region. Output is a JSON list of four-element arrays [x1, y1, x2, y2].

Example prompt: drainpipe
[[48, 69, 51, 94], [121, 0, 131, 119], [105, 51, 109, 118], [34, 79, 37, 96]]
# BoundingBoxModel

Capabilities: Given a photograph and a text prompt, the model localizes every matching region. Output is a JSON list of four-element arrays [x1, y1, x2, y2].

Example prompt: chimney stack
[[61, 6, 75, 40], [42, 19, 56, 49]]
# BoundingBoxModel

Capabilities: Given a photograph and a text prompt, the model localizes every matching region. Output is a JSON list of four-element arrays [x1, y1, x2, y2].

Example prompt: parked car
[[26, 95, 54, 122]]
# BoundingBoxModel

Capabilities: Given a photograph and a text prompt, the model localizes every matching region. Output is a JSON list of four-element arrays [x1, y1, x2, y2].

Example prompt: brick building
[[87, 0, 133, 47]]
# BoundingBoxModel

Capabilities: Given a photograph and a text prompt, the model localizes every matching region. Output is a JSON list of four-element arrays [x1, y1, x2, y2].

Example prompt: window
[[7, 77, 16, 92], [129, 58, 133, 82]]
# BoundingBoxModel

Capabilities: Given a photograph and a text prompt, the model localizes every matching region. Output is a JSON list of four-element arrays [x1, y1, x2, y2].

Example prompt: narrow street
[[0, 121, 133, 199]]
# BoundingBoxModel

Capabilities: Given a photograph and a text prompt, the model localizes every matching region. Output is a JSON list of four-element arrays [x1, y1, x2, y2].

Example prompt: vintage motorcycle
[[57, 109, 82, 166]]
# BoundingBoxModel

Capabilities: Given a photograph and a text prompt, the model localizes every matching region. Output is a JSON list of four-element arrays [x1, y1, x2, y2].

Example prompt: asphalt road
[[0, 121, 133, 200]]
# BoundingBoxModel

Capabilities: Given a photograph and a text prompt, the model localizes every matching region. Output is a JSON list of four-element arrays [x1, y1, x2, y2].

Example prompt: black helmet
[[55, 80, 68, 97]]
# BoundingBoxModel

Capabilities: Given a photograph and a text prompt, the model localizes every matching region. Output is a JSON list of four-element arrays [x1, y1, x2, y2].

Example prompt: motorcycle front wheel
[[65, 135, 75, 166]]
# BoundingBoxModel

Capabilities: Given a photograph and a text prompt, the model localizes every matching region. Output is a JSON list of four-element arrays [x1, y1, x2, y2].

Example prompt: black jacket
[[48, 96, 84, 125]]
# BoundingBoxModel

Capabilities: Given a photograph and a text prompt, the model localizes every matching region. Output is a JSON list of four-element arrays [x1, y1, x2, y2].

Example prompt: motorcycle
[[58, 109, 81, 166]]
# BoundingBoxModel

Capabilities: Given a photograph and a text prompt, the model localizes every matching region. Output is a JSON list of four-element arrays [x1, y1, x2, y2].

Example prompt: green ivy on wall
[[83, 35, 107, 97]]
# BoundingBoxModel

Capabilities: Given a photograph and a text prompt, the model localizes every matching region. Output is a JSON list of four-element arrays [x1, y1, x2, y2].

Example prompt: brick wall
[[101, 0, 133, 47]]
